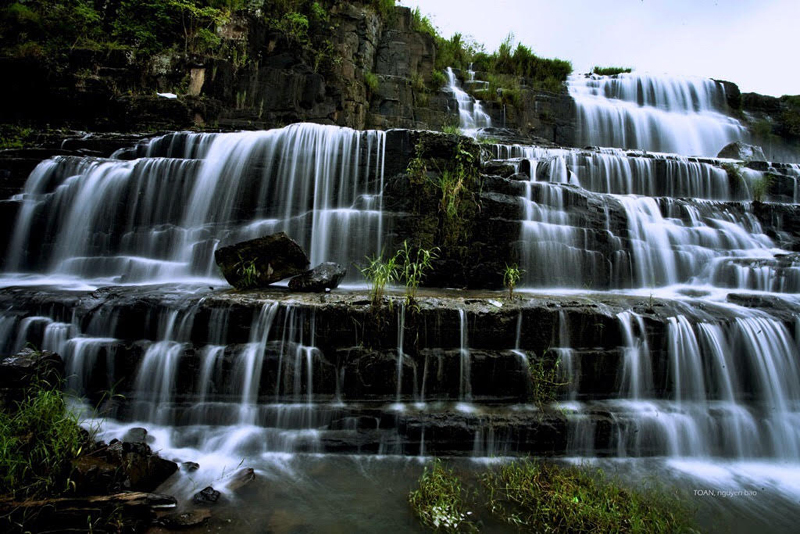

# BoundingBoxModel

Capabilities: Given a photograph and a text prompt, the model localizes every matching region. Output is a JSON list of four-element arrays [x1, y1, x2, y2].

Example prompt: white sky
[[397, 0, 799, 97]]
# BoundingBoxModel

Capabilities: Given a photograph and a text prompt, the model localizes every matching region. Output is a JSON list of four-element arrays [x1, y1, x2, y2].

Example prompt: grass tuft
[[483, 460, 696, 534], [409, 459, 477, 532], [0, 383, 85, 499]]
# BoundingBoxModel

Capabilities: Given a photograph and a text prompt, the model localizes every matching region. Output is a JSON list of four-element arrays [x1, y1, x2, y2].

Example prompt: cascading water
[[1, 114, 799, 531], [568, 72, 748, 156], [4, 123, 386, 285], [446, 67, 491, 132]]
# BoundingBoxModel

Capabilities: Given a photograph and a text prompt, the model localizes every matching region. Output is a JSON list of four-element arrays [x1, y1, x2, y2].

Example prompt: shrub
[[430, 70, 448, 92], [592, 66, 632, 76], [364, 71, 379, 93], [442, 124, 462, 136]]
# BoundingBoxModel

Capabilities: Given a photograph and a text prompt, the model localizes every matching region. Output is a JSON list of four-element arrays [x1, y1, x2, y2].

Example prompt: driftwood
[[0, 492, 176, 533]]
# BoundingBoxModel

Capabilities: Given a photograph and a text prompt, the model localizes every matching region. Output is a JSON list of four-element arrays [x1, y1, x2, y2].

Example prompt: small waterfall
[[568, 72, 748, 156], [395, 302, 405, 403], [5, 124, 386, 285], [446, 67, 491, 132], [237, 302, 280, 424], [458, 309, 472, 402], [617, 311, 653, 399]]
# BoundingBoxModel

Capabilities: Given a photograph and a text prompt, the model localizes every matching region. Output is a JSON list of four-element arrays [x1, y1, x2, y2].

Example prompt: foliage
[[396, 240, 438, 303], [0, 0, 230, 59], [0, 125, 36, 149], [0, 383, 85, 499], [482, 459, 696, 533], [370, 0, 396, 20], [751, 173, 774, 202], [442, 125, 462, 136], [430, 70, 448, 92], [528, 354, 565, 406], [503, 263, 521, 300], [235, 257, 260, 289], [410, 7, 437, 39], [408, 459, 476, 533], [592, 66, 632, 76], [365, 71, 379, 93], [360, 251, 399, 307]]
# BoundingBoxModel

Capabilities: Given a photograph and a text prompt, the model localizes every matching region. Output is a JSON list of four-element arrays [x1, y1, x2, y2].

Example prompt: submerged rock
[[717, 141, 767, 161], [193, 486, 221, 505], [214, 232, 310, 290], [159, 509, 212, 529], [226, 467, 256, 492], [288, 262, 346, 292]]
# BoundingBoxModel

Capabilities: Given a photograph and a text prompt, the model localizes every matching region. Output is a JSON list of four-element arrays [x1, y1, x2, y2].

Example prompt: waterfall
[[568, 72, 748, 156], [5, 123, 386, 285], [446, 67, 491, 132]]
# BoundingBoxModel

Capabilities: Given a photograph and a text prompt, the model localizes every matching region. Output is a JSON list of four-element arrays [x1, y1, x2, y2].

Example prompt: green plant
[[528, 354, 565, 406], [411, 72, 425, 92], [482, 460, 695, 533], [360, 251, 399, 307], [503, 263, 522, 299], [235, 257, 259, 289], [751, 173, 775, 202], [0, 382, 85, 499], [442, 124, 462, 136], [408, 459, 476, 533], [370, 0, 396, 21], [364, 71, 379, 93], [592, 66, 632, 76], [410, 7, 437, 39], [397, 240, 439, 303], [430, 70, 448, 92]]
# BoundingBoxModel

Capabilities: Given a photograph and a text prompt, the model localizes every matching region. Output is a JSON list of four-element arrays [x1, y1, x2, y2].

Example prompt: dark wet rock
[[226, 467, 256, 492], [76, 439, 178, 493], [0, 348, 63, 388], [214, 232, 310, 289], [483, 160, 516, 177], [289, 262, 346, 292], [122, 427, 152, 445], [159, 509, 212, 529], [0, 492, 176, 534], [181, 461, 200, 472], [193, 486, 221, 505], [717, 141, 766, 161], [0, 349, 64, 408]]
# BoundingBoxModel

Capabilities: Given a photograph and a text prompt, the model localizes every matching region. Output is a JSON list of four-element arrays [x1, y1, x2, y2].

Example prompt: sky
[[397, 0, 798, 97]]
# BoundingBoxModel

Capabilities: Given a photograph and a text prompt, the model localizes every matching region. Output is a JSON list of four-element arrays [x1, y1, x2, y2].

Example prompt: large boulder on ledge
[[717, 141, 766, 161], [214, 232, 310, 289]]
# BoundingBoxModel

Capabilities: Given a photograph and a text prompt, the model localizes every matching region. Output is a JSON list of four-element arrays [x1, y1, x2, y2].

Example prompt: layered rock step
[[1, 285, 797, 457]]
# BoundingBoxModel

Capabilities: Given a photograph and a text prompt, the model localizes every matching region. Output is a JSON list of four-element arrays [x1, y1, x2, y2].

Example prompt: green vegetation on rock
[[592, 66, 633, 76]]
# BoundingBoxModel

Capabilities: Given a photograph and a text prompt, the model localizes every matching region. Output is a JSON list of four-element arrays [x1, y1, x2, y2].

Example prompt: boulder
[[717, 141, 767, 161], [214, 232, 310, 289], [0, 348, 64, 388], [288, 262, 346, 292], [73, 439, 179, 493]]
